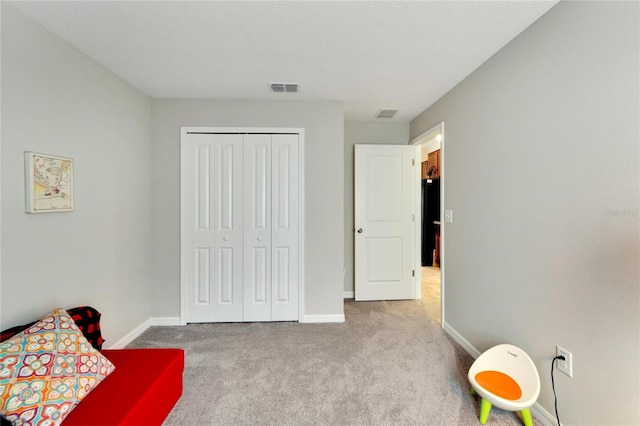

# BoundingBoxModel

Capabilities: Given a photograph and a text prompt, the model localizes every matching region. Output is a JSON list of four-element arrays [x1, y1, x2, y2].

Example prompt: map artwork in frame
[[25, 152, 74, 213]]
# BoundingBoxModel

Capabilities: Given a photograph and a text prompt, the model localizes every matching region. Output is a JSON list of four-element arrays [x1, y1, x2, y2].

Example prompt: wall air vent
[[375, 108, 399, 119], [269, 82, 300, 93]]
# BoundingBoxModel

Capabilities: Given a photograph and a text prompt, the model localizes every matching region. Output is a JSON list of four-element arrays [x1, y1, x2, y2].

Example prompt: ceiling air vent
[[269, 82, 300, 93], [375, 108, 399, 119]]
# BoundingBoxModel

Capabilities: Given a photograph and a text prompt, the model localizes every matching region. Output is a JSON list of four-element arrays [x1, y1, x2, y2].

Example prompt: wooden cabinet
[[424, 149, 440, 179]]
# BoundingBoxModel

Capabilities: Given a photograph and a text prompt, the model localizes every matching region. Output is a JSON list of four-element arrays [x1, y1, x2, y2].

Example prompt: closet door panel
[[243, 134, 272, 321], [183, 136, 216, 322], [193, 248, 211, 307], [218, 144, 236, 230], [183, 134, 243, 322], [211, 135, 244, 321], [250, 247, 268, 302], [271, 134, 299, 321], [217, 247, 235, 304], [274, 247, 290, 303], [195, 145, 211, 231]]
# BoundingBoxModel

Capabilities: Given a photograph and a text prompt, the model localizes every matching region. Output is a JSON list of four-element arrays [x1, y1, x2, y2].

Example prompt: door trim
[[179, 127, 305, 325], [410, 122, 445, 326]]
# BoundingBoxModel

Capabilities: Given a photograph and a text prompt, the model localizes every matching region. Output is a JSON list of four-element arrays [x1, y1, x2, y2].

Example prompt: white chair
[[468, 344, 540, 426]]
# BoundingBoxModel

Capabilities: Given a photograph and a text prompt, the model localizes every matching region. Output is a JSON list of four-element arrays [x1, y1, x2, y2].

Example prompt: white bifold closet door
[[182, 132, 299, 323], [243, 134, 299, 321]]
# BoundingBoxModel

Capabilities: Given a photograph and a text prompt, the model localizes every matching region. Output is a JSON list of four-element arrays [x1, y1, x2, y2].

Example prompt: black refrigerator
[[421, 178, 440, 266]]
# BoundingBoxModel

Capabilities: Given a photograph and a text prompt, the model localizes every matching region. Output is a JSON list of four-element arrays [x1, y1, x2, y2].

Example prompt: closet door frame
[[180, 127, 305, 324]]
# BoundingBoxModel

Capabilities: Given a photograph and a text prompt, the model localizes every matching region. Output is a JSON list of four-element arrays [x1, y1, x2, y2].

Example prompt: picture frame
[[24, 152, 74, 213]]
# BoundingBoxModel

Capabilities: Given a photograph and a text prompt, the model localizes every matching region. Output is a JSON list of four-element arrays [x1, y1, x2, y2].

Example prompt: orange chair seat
[[475, 370, 522, 401]]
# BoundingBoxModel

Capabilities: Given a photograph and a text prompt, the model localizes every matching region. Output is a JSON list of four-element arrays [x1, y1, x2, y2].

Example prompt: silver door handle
[[357, 228, 363, 233]]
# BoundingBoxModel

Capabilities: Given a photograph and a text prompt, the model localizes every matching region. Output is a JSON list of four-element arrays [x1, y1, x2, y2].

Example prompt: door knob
[[357, 228, 363, 233], [223, 236, 229, 241], [257, 237, 263, 241]]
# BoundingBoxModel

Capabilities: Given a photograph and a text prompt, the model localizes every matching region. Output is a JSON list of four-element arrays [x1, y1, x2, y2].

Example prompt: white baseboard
[[301, 314, 345, 323], [442, 321, 556, 426], [442, 321, 481, 358], [531, 403, 559, 426], [105, 317, 151, 349], [150, 317, 182, 326], [343, 291, 354, 299], [103, 317, 180, 349]]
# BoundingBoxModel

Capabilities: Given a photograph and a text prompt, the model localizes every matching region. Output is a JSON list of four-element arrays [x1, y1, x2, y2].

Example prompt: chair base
[[470, 388, 533, 426]]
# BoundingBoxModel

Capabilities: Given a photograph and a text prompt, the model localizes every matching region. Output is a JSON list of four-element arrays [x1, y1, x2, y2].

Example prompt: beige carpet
[[128, 300, 540, 425]]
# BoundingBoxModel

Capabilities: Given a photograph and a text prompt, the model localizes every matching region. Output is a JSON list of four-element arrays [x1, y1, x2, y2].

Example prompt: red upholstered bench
[[64, 348, 184, 426], [1, 307, 184, 426]]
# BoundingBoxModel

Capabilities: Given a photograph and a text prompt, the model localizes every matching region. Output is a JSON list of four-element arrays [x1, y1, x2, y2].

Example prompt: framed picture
[[24, 152, 74, 213]]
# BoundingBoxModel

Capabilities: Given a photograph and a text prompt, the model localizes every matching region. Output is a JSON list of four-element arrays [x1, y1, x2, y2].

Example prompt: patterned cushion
[[0, 306, 105, 350], [0, 324, 36, 346], [0, 309, 115, 425]]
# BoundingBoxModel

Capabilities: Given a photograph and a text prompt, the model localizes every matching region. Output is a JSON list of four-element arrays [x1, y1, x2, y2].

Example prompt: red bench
[[64, 348, 184, 425], [1, 307, 184, 425]]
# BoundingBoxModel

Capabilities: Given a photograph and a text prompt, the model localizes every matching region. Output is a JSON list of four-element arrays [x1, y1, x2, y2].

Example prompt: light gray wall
[[1, 5, 153, 345], [411, 2, 639, 424], [343, 121, 410, 295], [151, 100, 344, 319]]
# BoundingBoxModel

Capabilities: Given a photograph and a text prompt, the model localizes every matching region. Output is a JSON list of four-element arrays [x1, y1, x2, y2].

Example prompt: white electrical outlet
[[444, 209, 453, 223], [556, 346, 573, 378]]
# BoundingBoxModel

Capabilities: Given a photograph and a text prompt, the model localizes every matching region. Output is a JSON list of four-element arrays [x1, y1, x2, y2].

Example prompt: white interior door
[[354, 144, 415, 301]]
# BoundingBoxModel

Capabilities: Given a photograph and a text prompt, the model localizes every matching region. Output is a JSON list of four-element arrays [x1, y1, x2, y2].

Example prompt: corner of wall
[[443, 321, 555, 426], [104, 318, 152, 349]]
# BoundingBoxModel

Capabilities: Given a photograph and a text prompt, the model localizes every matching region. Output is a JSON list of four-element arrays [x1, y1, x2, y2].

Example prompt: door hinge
[[412, 214, 415, 222], [412, 159, 415, 166], [412, 269, 415, 277]]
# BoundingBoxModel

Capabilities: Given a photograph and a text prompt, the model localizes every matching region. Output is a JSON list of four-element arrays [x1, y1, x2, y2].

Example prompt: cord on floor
[[551, 355, 565, 426]]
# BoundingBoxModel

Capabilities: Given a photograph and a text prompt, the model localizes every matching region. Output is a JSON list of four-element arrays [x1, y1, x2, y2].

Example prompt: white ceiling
[[9, 1, 558, 122]]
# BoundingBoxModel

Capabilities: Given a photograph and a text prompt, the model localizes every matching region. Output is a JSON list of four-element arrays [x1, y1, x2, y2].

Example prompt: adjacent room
[[2, 1, 638, 425]]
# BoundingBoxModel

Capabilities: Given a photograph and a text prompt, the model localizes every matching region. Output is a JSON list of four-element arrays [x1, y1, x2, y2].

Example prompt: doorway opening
[[411, 122, 444, 325]]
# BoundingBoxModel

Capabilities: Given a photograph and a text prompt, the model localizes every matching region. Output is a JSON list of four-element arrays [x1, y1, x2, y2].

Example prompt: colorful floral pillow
[[0, 308, 115, 425]]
